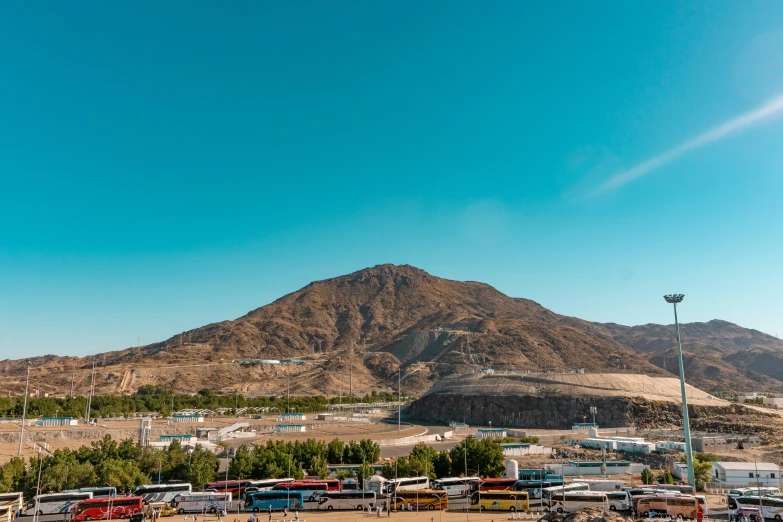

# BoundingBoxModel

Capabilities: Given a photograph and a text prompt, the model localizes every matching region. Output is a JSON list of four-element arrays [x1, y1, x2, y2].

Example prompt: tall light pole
[[18, 363, 31, 455], [86, 359, 96, 424], [397, 367, 401, 433], [664, 293, 695, 488]]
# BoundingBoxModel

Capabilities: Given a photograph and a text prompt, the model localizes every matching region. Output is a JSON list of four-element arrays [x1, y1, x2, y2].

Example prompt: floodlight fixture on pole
[[664, 293, 695, 488]]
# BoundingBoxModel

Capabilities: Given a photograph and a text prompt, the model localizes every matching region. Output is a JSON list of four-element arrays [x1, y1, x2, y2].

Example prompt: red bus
[[73, 497, 143, 521], [320, 480, 341, 492], [476, 479, 518, 492], [271, 481, 329, 501], [204, 480, 256, 497]]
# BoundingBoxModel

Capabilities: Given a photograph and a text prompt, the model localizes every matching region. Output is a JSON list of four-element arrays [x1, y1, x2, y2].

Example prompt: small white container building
[[35, 417, 78, 426], [172, 415, 204, 423], [656, 440, 687, 452], [711, 462, 781, 486], [280, 413, 306, 421], [274, 423, 306, 433]]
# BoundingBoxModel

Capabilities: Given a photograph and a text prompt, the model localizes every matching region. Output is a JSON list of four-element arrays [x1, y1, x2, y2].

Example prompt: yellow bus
[[470, 491, 530, 512], [392, 490, 448, 511], [636, 496, 698, 519]]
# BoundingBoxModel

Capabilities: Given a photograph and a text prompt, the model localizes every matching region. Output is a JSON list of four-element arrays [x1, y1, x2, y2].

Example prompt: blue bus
[[244, 491, 304, 512], [64, 487, 118, 499]]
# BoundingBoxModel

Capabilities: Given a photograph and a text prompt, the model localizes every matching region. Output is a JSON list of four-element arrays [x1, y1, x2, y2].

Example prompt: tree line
[[0, 386, 408, 419], [0, 434, 507, 499]]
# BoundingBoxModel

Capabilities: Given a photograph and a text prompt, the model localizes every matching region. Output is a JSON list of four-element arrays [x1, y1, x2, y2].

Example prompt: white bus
[[606, 491, 630, 511], [135, 484, 193, 504], [432, 478, 479, 497], [730, 488, 782, 498], [0, 493, 23, 513], [318, 491, 376, 511], [247, 479, 295, 492], [541, 484, 590, 504], [579, 480, 626, 492], [730, 496, 783, 521], [171, 493, 231, 514], [547, 492, 608, 513], [25, 492, 93, 516], [383, 477, 429, 494]]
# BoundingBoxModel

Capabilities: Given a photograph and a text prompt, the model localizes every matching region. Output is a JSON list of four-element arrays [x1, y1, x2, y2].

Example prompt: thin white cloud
[[592, 94, 783, 195]]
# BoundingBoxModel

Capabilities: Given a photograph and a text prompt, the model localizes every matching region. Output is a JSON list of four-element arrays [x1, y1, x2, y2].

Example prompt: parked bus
[[729, 488, 781, 498], [271, 481, 328, 502], [432, 477, 478, 497], [204, 480, 257, 498], [578, 480, 626, 492], [636, 495, 698, 519], [652, 484, 696, 495], [25, 492, 93, 516], [73, 497, 144, 521], [245, 479, 295, 494], [470, 491, 529, 512], [475, 478, 519, 492], [135, 484, 192, 504], [541, 484, 590, 503], [547, 492, 608, 513], [318, 491, 376, 511], [171, 493, 231, 514], [383, 477, 430, 494], [513, 480, 565, 499], [729, 496, 783, 521], [392, 490, 448, 511], [244, 491, 304, 512], [0, 493, 24, 515], [65, 488, 117, 499], [606, 491, 631, 511]]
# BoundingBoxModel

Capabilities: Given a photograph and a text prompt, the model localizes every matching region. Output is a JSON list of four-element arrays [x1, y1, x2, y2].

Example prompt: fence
[[378, 431, 453, 446]]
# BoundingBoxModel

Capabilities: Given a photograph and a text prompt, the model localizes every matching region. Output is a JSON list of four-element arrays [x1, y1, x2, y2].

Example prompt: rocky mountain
[[1, 264, 781, 398]]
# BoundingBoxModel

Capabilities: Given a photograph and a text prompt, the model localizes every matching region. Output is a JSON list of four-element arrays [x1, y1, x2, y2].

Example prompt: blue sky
[[1, 1, 782, 358]]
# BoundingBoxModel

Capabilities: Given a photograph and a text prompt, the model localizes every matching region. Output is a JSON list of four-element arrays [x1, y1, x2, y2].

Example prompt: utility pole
[[86, 360, 96, 424], [69, 369, 75, 399], [349, 354, 353, 403], [18, 364, 31, 455]]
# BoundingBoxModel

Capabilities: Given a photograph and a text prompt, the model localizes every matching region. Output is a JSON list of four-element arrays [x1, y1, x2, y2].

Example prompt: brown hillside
[[0, 265, 777, 398]]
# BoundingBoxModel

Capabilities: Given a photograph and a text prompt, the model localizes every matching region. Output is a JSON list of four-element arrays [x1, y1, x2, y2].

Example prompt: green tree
[[449, 437, 505, 478], [335, 469, 354, 481], [327, 440, 345, 463], [308, 455, 328, 480], [433, 451, 451, 479], [641, 468, 655, 485], [188, 446, 218, 489], [662, 469, 674, 484], [230, 446, 253, 479], [357, 461, 374, 486]]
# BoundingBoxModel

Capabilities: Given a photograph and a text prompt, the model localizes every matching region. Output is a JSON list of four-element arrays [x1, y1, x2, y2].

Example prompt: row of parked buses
[[727, 488, 783, 522]]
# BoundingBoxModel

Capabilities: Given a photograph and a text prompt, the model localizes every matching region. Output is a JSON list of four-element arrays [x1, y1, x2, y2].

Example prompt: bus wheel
[[86, 518, 92, 521], [177, 510, 185, 515], [609, 506, 616, 511], [642, 512, 649, 518], [428, 506, 435, 511], [556, 508, 563, 514], [253, 508, 259, 513], [356, 506, 364, 511], [774, 516, 781, 522], [327, 506, 334, 511], [510, 507, 516, 513], [479, 507, 484, 513]]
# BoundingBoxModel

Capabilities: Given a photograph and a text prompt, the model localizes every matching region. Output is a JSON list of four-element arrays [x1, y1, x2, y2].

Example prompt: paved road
[[380, 441, 461, 459]]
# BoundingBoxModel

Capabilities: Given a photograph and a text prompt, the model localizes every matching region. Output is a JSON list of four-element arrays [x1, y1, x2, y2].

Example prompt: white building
[[763, 397, 783, 409], [35, 417, 78, 426], [656, 440, 687, 452], [477, 429, 507, 439], [274, 423, 306, 433], [711, 462, 781, 486], [280, 413, 306, 421], [172, 415, 204, 423], [615, 441, 655, 454]]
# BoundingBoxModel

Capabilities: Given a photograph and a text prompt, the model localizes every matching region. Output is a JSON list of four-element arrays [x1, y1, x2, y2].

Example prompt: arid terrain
[[1, 265, 782, 398]]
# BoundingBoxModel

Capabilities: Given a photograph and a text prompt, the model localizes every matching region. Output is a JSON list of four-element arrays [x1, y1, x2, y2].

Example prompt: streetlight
[[590, 406, 597, 426], [18, 363, 31, 455], [664, 294, 694, 489]]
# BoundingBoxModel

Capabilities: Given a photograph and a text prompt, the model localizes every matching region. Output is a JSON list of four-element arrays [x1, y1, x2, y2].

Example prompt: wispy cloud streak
[[592, 95, 783, 194]]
